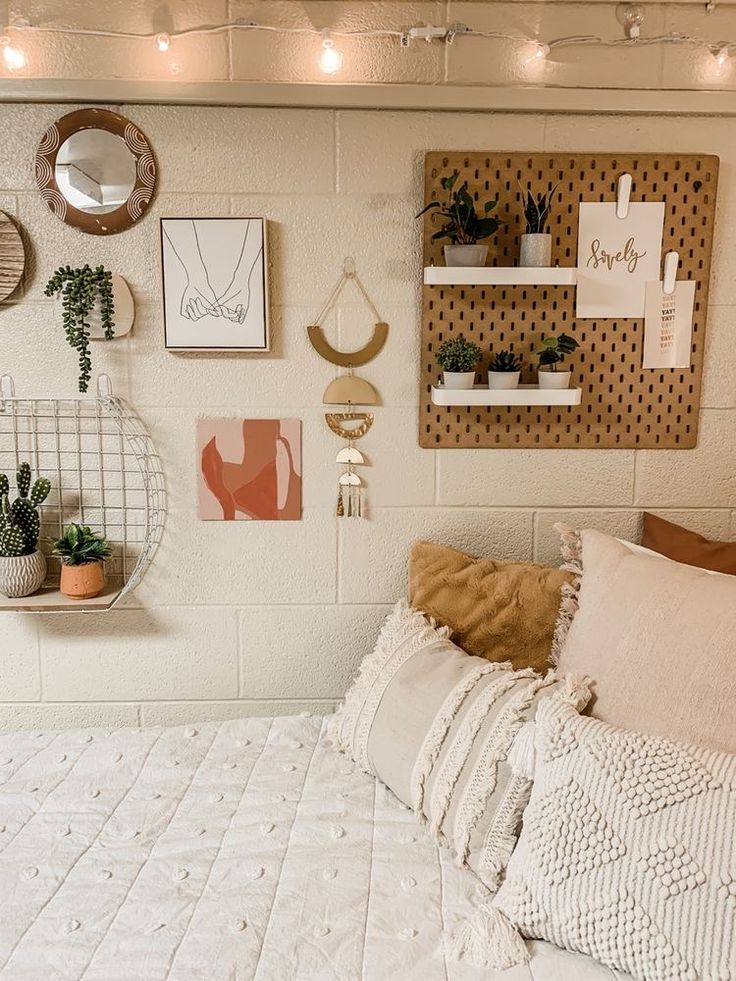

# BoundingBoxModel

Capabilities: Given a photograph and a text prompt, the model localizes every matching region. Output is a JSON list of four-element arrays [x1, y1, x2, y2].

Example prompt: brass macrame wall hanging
[[307, 258, 388, 518]]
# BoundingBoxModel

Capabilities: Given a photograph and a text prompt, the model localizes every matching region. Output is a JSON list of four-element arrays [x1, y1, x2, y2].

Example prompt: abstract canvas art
[[197, 418, 301, 521], [161, 217, 269, 350]]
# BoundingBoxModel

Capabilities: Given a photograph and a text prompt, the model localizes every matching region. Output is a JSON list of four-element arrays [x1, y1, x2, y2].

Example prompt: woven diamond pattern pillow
[[488, 695, 736, 980]]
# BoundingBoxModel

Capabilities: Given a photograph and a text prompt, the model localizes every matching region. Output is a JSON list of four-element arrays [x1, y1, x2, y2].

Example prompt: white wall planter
[[53, 273, 135, 338], [488, 371, 520, 390], [537, 369, 572, 390], [444, 244, 488, 267], [442, 370, 476, 389], [520, 233, 552, 267]]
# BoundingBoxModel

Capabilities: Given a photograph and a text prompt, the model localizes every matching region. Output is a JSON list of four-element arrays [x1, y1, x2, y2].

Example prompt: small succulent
[[417, 172, 501, 245], [0, 464, 51, 558], [489, 349, 522, 373], [436, 334, 483, 373], [52, 524, 112, 567], [536, 332, 579, 371], [44, 264, 115, 393], [520, 182, 560, 235]]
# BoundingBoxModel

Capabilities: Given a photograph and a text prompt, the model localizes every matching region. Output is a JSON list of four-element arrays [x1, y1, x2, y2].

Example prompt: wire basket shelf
[[0, 374, 165, 611]]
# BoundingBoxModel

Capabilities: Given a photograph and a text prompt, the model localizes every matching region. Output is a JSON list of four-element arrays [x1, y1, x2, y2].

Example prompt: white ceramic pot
[[442, 371, 476, 390], [444, 244, 488, 268], [520, 233, 552, 268], [538, 369, 571, 390], [0, 550, 46, 598], [488, 371, 520, 390]]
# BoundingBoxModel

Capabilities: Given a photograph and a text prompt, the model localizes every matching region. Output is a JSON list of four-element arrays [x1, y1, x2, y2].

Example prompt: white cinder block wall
[[1, 103, 735, 729]]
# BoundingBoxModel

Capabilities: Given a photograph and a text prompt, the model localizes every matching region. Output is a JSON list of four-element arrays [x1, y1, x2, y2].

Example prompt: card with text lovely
[[576, 201, 665, 319]]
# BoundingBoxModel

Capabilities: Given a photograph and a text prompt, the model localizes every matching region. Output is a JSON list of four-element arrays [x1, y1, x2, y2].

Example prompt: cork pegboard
[[420, 152, 719, 449]]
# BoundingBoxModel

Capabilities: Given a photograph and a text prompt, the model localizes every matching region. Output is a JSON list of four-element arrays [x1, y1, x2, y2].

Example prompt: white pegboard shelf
[[423, 266, 577, 287], [431, 384, 583, 407]]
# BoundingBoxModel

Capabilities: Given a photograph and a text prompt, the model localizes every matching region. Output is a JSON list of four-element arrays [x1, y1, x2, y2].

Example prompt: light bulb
[[533, 42, 550, 61], [1, 33, 25, 70], [319, 33, 342, 75], [156, 32, 171, 52], [616, 3, 645, 39]]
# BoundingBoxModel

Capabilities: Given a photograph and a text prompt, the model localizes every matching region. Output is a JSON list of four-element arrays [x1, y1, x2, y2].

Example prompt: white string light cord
[[2, 16, 736, 75]]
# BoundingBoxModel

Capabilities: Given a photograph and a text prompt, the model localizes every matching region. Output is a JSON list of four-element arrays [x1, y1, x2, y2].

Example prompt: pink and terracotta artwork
[[197, 418, 302, 521]]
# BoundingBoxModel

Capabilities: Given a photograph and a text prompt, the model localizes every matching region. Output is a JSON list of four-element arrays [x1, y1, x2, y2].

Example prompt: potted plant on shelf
[[44, 264, 116, 393], [436, 334, 482, 389], [53, 523, 111, 600], [519, 183, 559, 268], [416, 172, 501, 268], [0, 464, 51, 598], [488, 349, 522, 390], [535, 332, 580, 389]]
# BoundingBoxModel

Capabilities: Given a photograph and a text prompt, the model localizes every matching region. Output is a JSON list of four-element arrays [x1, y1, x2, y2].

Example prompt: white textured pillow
[[328, 600, 588, 891], [485, 695, 736, 980]]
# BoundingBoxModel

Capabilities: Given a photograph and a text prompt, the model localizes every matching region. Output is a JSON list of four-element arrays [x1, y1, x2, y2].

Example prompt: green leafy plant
[[519, 182, 559, 235], [489, 349, 522, 373], [52, 523, 112, 567], [44, 265, 115, 393], [416, 172, 501, 245], [0, 463, 51, 557], [536, 332, 579, 371], [436, 334, 482, 373]]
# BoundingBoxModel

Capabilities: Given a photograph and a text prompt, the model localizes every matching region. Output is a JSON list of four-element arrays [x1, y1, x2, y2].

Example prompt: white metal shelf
[[423, 266, 577, 287], [431, 384, 582, 407]]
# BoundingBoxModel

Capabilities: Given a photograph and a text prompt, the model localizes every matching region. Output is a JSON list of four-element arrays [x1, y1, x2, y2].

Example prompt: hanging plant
[[44, 264, 115, 393]]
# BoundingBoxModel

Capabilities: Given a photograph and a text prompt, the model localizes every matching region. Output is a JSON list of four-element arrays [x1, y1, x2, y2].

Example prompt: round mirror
[[55, 129, 137, 216], [35, 108, 157, 235]]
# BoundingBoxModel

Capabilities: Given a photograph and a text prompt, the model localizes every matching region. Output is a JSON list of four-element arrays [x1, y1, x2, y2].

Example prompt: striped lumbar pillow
[[328, 600, 589, 891]]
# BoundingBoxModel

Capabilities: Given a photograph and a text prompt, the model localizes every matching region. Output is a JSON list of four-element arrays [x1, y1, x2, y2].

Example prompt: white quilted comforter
[[0, 714, 629, 981]]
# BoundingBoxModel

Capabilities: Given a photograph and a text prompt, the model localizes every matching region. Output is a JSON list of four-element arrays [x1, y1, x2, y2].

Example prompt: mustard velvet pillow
[[408, 541, 575, 673]]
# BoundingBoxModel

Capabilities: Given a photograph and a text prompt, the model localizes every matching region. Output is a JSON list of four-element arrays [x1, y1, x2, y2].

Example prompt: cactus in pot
[[0, 464, 51, 598]]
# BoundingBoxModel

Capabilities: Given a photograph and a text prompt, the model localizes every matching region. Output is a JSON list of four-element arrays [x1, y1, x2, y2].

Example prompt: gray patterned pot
[[0, 551, 47, 598]]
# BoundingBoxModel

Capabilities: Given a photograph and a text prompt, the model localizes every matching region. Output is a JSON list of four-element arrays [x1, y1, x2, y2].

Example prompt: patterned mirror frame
[[35, 108, 157, 236]]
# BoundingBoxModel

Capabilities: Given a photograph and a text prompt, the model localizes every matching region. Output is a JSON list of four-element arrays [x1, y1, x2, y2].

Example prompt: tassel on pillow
[[446, 904, 529, 969]]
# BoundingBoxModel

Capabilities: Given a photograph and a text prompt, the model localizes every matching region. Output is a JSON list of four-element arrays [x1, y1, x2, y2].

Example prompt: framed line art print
[[161, 217, 269, 351]]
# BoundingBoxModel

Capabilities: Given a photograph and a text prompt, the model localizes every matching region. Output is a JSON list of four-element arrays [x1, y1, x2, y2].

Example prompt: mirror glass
[[55, 129, 137, 215]]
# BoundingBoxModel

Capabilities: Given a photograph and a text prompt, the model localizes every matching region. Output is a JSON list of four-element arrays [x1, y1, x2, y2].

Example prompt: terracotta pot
[[60, 561, 106, 600]]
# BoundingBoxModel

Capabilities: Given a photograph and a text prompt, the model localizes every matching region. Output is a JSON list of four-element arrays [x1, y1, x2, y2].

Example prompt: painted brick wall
[[1, 103, 735, 728]]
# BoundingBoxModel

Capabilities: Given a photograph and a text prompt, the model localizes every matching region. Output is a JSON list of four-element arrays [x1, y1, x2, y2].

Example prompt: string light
[[1, 32, 24, 70], [3, 18, 736, 81], [318, 31, 342, 75]]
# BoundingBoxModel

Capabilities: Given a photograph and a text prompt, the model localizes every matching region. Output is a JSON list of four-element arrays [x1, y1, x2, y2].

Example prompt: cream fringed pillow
[[555, 528, 736, 754], [467, 696, 736, 980], [328, 601, 589, 891]]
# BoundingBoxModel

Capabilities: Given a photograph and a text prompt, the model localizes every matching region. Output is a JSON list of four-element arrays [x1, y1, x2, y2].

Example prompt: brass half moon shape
[[325, 413, 375, 440], [322, 375, 379, 406], [308, 322, 388, 367]]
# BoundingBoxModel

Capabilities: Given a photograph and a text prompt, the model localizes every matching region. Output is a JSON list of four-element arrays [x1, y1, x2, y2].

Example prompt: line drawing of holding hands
[[162, 218, 264, 325]]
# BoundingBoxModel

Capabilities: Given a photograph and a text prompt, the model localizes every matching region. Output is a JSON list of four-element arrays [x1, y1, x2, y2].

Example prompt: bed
[[0, 714, 631, 980]]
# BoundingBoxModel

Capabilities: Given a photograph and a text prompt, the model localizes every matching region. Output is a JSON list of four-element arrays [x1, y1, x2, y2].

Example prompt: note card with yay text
[[576, 202, 665, 319]]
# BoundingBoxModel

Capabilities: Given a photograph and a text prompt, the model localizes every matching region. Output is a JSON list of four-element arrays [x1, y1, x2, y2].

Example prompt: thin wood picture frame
[[160, 217, 270, 352]]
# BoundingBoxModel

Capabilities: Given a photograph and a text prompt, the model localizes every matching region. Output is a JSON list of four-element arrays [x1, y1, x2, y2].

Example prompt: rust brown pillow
[[408, 541, 575, 673], [642, 512, 736, 575]]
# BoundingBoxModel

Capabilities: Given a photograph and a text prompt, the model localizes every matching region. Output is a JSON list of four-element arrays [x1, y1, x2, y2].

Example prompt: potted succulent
[[53, 523, 111, 600], [44, 264, 116, 393], [536, 332, 580, 389], [417, 172, 501, 267], [519, 183, 559, 268], [0, 464, 51, 598], [488, 349, 522, 390], [436, 334, 482, 389]]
